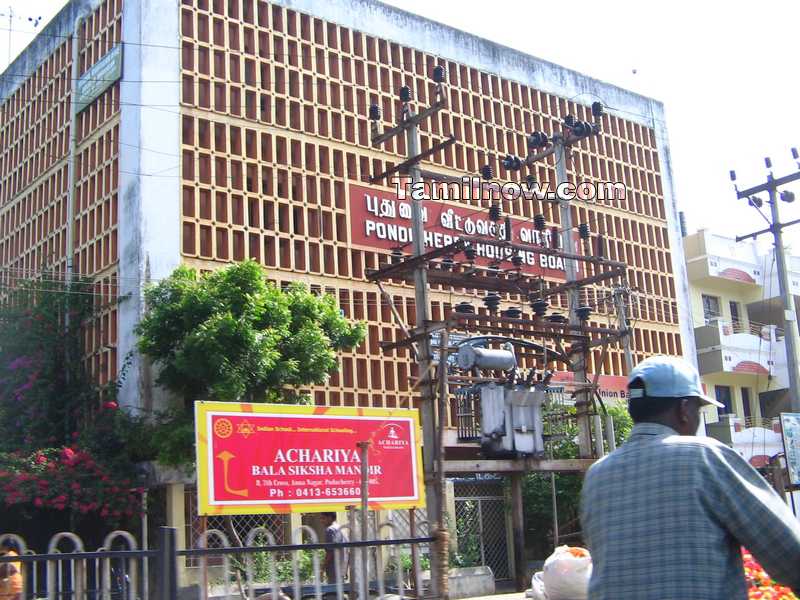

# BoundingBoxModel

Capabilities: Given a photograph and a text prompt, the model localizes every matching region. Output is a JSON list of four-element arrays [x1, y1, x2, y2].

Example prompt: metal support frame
[[367, 89, 618, 588], [369, 78, 450, 600], [366, 235, 626, 299], [369, 135, 457, 183]]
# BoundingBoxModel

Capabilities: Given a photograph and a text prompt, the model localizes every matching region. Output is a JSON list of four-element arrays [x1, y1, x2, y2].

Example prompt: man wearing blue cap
[[580, 355, 800, 599]]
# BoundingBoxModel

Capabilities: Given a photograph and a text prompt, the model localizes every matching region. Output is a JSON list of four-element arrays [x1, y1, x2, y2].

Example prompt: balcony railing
[[743, 416, 778, 430], [695, 319, 789, 386], [704, 317, 784, 345]]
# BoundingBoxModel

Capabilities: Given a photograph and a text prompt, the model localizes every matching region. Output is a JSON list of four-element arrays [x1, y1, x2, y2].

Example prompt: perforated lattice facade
[[1, 0, 685, 406], [0, 0, 122, 386], [177, 0, 683, 412]]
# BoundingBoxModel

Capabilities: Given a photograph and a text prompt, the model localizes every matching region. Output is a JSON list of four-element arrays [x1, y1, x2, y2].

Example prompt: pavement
[[464, 593, 526, 600]]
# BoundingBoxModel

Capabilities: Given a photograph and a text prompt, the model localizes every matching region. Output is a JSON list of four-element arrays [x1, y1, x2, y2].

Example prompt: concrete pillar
[[289, 512, 303, 541], [165, 483, 187, 587], [445, 480, 457, 552]]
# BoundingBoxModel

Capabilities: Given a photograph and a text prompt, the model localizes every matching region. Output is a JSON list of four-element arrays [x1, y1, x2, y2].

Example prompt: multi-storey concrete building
[[1, 0, 690, 579], [684, 228, 798, 423]]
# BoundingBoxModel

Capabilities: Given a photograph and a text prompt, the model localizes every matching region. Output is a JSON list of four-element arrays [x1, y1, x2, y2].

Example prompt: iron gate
[[453, 480, 510, 580]]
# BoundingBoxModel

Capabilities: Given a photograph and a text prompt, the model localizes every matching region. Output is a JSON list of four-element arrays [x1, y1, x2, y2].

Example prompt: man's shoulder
[[587, 432, 735, 475]]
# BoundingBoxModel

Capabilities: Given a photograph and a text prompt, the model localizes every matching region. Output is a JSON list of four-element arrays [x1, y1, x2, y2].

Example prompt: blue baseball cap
[[628, 355, 724, 407]]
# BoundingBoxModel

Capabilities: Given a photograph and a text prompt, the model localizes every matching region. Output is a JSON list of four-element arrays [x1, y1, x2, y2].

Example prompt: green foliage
[[451, 502, 482, 568], [522, 403, 634, 559], [385, 551, 431, 582], [136, 262, 365, 404], [135, 261, 365, 466], [450, 534, 481, 568], [276, 550, 322, 583], [606, 402, 633, 447], [228, 540, 318, 585]]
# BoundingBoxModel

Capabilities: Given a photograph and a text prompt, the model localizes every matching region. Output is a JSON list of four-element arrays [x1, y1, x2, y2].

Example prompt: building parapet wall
[[0, 0, 106, 103]]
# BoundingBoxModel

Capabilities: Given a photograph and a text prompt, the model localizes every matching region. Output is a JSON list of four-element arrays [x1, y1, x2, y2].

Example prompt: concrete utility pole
[[369, 69, 455, 600], [521, 107, 606, 458], [612, 284, 634, 374], [733, 153, 800, 412], [404, 108, 439, 530], [553, 136, 592, 457], [0, 7, 42, 68]]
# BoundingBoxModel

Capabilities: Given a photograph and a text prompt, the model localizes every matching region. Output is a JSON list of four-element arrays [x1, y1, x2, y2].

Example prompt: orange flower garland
[[742, 548, 798, 600]]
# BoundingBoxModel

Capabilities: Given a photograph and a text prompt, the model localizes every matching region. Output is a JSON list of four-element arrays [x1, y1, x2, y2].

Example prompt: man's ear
[[678, 398, 691, 423]]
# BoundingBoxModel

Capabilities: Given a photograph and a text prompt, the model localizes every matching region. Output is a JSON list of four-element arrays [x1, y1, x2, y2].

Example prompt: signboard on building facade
[[74, 44, 123, 114], [550, 372, 630, 401], [349, 183, 576, 280], [780, 413, 800, 485], [195, 401, 425, 515]]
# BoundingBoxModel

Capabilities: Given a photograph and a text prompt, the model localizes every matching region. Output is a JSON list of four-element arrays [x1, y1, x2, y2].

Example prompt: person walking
[[319, 512, 347, 585], [580, 355, 800, 599]]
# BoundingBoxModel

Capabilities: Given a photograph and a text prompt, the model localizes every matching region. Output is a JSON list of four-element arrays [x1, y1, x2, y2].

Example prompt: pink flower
[[33, 498, 43, 507], [61, 448, 76, 465], [7, 356, 32, 371], [35, 453, 47, 465], [103, 401, 118, 410]]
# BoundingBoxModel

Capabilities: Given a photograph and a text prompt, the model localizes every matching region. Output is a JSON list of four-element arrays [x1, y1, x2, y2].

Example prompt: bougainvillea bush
[[0, 274, 148, 543], [0, 447, 142, 519], [742, 548, 798, 600]]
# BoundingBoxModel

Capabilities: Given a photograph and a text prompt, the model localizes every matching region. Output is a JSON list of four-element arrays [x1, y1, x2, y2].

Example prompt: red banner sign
[[349, 183, 573, 279], [551, 372, 630, 400], [195, 402, 425, 515]]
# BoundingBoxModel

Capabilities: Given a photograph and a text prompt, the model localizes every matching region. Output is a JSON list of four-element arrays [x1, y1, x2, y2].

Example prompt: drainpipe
[[66, 15, 83, 283], [62, 15, 82, 440]]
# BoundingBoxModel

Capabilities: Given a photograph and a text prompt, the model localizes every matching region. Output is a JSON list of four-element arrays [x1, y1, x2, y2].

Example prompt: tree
[[0, 274, 98, 450], [0, 272, 144, 545], [522, 403, 633, 559], [135, 261, 365, 464]]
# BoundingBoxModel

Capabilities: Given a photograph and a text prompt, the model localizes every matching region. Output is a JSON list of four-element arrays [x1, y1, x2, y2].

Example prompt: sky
[[2, 0, 799, 248]]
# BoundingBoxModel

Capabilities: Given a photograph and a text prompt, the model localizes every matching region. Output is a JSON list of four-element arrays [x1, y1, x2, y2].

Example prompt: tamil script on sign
[[195, 402, 424, 515], [349, 183, 575, 279]]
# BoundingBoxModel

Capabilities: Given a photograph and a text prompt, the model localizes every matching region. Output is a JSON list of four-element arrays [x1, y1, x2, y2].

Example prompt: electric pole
[[523, 108, 606, 458], [369, 66, 455, 599], [612, 284, 634, 374], [732, 151, 800, 412], [0, 7, 42, 68], [553, 135, 592, 457]]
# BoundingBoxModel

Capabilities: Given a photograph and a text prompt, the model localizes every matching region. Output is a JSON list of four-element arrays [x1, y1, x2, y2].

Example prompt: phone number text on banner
[[195, 402, 425, 515]]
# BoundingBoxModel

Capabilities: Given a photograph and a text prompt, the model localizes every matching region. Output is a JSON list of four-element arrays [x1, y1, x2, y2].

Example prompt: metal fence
[[453, 481, 510, 580], [0, 524, 435, 600]]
